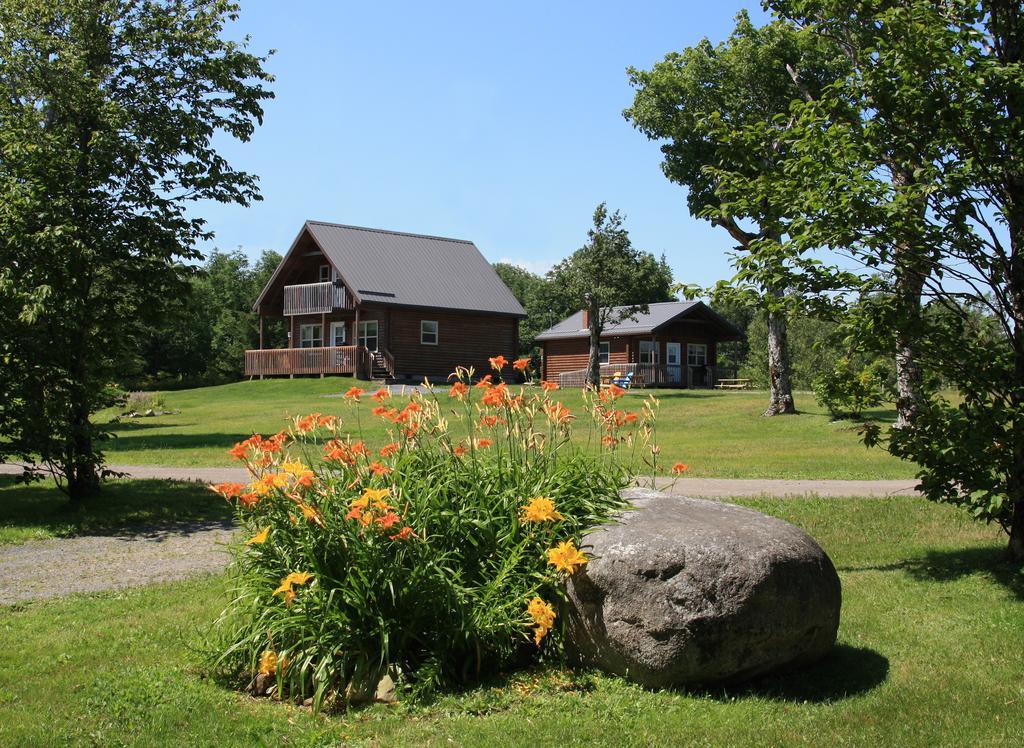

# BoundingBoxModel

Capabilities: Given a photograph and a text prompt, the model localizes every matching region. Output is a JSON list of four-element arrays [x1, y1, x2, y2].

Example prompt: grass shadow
[[709, 644, 889, 703], [841, 545, 1023, 600], [105, 432, 256, 453], [0, 476, 234, 542]]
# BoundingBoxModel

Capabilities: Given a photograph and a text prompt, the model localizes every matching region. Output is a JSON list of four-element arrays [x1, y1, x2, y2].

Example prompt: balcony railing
[[283, 281, 352, 315], [245, 345, 359, 377]]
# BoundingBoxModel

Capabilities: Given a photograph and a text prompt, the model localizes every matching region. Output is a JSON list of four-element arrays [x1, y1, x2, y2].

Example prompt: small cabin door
[[666, 342, 682, 384]]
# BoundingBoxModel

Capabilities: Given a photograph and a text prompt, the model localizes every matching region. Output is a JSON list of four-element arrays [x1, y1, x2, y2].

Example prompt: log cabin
[[248, 221, 526, 381], [537, 301, 744, 388]]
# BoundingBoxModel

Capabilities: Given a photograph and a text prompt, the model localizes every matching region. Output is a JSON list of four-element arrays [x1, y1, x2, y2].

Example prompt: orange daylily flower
[[453, 444, 469, 457], [475, 438, 493, 449], [449, 381, 469, 399], [344, 386, 365, 401], [489, 355, 508, 370], [512, 358, 530, 372], [389, 526, 416, 541], [376, 511, 401, 530], [672, 462, 689, 475], [474, 374, 493, 389], [211, 482, 244, 500], [540, 380, 559, 392], [371, 387, 391, 402], [527, 597, 556, 645], [380, 442, 400, 458], [368, 461, 393, 476]]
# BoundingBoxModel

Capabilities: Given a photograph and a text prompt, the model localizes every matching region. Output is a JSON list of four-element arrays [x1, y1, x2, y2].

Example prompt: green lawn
[[99, 378, 913, 479], [0, 493, 1020, 746]]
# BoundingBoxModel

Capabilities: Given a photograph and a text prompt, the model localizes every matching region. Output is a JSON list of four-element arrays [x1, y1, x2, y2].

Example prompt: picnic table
[[715, 378, 752, 390]]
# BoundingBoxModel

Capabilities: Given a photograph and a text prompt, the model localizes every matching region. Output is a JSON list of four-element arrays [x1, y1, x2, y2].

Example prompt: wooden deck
[[556, 362, 735, 389], [244, 345, 362, 377]]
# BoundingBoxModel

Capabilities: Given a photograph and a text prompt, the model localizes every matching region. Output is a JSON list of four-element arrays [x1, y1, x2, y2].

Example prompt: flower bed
[[208, 358, 674, 708]]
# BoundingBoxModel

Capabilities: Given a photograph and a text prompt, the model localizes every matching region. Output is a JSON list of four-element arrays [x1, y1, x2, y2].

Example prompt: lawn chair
[[611, 371, 635, 389]]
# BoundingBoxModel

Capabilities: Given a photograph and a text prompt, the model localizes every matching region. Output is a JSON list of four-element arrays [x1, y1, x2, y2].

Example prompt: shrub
[[812, 356, 892, 420], [207, 360, 669, 708], [121, 391, 166, 414]]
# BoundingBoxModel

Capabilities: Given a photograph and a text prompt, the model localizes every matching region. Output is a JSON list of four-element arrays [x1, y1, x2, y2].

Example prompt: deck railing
[[245, 345, 358, 377], [556, 362, 727, 389], [283, 282, 352, 315]]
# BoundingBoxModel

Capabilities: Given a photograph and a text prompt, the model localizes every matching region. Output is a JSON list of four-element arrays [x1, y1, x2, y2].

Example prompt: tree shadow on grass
[[104, 431, 256, 454], [0, 476, 234, 541], [704, 644, 889, 703], [840, 545, 1023, 600]]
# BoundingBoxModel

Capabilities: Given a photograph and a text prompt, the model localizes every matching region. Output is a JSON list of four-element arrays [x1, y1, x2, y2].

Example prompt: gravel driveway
[[0, 519, 235, 604]]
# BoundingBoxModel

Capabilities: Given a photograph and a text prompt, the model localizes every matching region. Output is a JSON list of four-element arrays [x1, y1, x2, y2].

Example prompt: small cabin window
[[318, 264, 331, 282], [299, 324, 323, 349], [421, 320, 439, 345], [687, 343, 708, 367], [598, 341, 610, 365], [639, 340, 659, 365]]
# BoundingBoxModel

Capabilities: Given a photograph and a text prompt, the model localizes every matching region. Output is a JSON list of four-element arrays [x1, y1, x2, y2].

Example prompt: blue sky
[[202, 0, 768, 287]]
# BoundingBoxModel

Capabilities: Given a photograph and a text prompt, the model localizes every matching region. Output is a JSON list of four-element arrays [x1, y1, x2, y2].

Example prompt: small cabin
[[536, 301, 743, 388], [248, 221, 525, 380]]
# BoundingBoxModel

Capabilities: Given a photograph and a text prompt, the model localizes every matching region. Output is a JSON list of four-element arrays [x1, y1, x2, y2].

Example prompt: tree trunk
[[891, 168, 927, 429], [893, 264, 925, 428], [1010, 499, 1024, 562], [587, 308, 602, 390], [764, 297, 796, 416]]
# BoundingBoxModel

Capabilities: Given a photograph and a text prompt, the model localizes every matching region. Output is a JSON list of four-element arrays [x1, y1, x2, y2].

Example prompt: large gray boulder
[[565, 489, 841, 688]]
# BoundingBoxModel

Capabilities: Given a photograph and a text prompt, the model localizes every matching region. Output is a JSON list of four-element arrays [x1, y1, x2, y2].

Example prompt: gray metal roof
[[535, 301, 742, 341], [281, 221, 525, 316]]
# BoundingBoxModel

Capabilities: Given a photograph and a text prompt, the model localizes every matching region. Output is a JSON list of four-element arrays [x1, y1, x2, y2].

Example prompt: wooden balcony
[[245, 345, 362, 377], [283, 281, 353, 316]]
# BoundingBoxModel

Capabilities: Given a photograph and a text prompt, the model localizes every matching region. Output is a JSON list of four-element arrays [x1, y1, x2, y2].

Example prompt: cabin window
[[687, 343, 708, 367], [358, 320, 379, 351], [639, 340, 659, 365], [329, 321, 346, 346], [299, 323, 323, 348], [598, 341, 610, 365], [318, 264, 331, 282], [420, 320, 438, 345]]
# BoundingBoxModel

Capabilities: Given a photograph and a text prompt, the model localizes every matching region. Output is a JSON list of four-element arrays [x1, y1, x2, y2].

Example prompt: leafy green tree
[[548, 204, 674, 388], [625, 11, 849, 415], [0, 0, 272, 500], [492, 263, 573, 357], [731, 0, 1024, 559]]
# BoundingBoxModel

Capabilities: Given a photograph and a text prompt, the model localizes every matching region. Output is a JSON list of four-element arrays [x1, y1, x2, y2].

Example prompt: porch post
[[258, 312, 265, 380], [321, 311, 326, 378], [354, 305, 361, 379]]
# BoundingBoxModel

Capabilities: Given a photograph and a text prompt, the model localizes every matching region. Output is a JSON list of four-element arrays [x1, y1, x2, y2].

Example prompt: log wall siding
[[541, 337, 630, 381], [387, 309, 518, 379]]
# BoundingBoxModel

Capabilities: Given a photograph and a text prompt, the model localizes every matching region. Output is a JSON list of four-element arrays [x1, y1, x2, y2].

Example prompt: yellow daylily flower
[[246, 526, 271, 545]]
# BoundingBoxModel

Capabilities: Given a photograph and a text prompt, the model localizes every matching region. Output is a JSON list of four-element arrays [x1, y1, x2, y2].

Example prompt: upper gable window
[[318, 264, 331, 282], [421, 320, 438, 345]]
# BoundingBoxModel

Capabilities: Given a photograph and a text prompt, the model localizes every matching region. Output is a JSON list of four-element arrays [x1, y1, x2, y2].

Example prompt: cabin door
[[666, 342, 682, 384]]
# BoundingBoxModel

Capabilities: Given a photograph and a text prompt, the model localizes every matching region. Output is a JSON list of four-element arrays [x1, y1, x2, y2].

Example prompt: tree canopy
[[548, 204, 674, 387]]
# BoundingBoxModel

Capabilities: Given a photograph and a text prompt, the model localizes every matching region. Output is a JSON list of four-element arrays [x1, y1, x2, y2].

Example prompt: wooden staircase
[[370, 349, 395, 381]]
